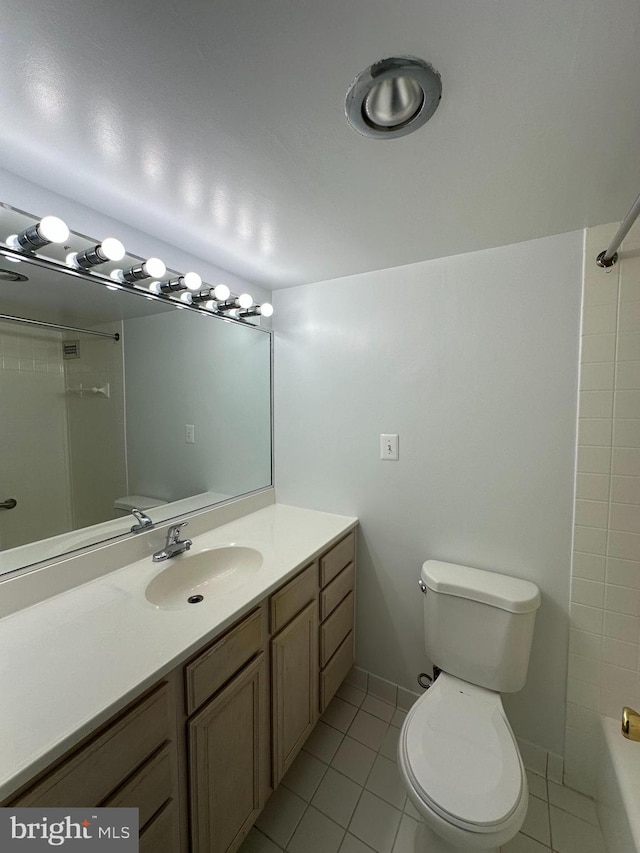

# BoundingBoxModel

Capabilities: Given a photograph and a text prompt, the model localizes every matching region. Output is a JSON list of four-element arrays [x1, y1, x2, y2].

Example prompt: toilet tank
[[421, 560, 541, 693]]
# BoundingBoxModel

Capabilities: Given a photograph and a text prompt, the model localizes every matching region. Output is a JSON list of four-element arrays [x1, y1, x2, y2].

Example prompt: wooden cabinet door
[[271, 601, 319, 785], [189, 654, 267, 853]]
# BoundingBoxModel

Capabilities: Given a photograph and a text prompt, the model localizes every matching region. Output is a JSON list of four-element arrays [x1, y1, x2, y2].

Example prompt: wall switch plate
[[186, 424, 195, 444], [380, 433, 399, 460]]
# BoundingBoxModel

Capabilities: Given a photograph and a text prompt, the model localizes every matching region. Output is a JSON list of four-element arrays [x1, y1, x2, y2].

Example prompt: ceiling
[[1, 0, 639, 289]]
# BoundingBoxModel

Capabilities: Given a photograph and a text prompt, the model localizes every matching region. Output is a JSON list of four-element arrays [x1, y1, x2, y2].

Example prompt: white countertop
[[0, 503, 357, 801]]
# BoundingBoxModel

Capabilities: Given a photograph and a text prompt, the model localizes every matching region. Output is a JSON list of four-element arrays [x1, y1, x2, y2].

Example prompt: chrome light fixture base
[[345, 56, 442, 140]]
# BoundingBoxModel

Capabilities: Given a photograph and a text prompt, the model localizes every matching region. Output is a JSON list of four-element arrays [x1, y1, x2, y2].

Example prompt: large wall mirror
[[0, 204, 272, 577]]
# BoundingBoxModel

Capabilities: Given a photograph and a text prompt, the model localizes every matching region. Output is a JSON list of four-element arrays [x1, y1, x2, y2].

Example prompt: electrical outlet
[[186, 424, 195, 444], [380, 433, 399, 460]]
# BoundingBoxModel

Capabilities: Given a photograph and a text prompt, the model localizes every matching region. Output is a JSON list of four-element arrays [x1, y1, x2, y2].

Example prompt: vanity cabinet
[[185, 606, 270, 853], [318, 531, 356, 712], [270, 563, 319, 784], [8, 679, 185, 851], [3, 526, 357, 853]]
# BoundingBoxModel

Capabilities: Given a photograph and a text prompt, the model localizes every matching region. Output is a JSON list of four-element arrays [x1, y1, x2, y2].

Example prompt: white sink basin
[[145, 546, 263, 608]]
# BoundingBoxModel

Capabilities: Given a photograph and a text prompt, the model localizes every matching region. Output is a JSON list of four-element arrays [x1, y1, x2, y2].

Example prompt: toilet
[[397, 560, 541, 852], [113, 494, 168, 518]]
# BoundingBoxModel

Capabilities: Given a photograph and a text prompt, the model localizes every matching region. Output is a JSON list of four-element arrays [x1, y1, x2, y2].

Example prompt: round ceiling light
[[345, 56, 442, 139]]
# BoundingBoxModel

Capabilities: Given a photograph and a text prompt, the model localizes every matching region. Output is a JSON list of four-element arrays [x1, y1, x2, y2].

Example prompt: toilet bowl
[[398, 673, 528, 852], [397, 560, 541, 852]]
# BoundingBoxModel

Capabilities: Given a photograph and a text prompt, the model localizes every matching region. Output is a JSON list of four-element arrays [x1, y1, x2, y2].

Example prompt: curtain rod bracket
[[596, 249, 618, 269]]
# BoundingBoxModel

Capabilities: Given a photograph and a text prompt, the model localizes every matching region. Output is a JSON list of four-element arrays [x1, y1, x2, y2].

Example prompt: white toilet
[[397, 560, 541, 853]]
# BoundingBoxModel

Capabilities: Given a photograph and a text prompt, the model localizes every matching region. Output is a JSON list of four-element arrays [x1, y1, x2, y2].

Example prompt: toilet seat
[[399, 672, 524, 834]]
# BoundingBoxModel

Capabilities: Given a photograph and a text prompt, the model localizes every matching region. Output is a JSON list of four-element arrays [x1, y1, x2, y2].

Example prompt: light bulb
[[260, 302, 274, 317], [149, 281, 163, 294], [213, 283, 230, 301], [178, 292, 193, 304], [227, 308, 240, 319], [205, 300, 217, 311], [238, 293, 253, 309], [99, 237, 126, 261], [183, 272, 202, 291], [144, 257, 166, 278], [38, 216, 69, 244]]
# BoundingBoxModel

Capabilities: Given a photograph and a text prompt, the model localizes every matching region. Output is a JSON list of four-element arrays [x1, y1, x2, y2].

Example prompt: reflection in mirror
[[0, 205, 272, 577]]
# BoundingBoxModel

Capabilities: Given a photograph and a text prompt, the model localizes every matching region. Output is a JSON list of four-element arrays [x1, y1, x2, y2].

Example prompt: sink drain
[[188, 594, 204, 604]]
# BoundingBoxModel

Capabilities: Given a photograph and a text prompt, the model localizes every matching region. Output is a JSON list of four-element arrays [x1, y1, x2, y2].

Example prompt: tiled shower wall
[[565, 221, 640, 795]]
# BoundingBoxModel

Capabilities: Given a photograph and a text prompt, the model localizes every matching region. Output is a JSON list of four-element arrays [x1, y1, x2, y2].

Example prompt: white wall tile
[[576, 446, 611, 474], [604, 583, 640, 616], [612, 445, 640, 474], [615, 361, 640, 390], [573, 526, 607, 555], [578, 419, 612, 446], [620, 261, 640, 302], [610, 475, 640, 505], [580, 362, 615, 391], [581, 334, 616, 363], [608, 529, 640, 561], [570, 603, 604, 634], [568, 653, 600, 685], [601, 636, 639, 669], [565, 702, 598, 737], [574, 500, 608, 528], [613, 419, 640, 447], [567, 677, 599, 709], [609, 502, 640, 534], [606, 557, 640, 588], [603, 610, 640, 644], [575, 473, 610, 502], [618, 300, 640, 333], [569, 628, 602, 660], [571, 579, 604, 608], [582, 303, 617, 335], [614, 391, 640, 419], [572, 552, 606, 581], [616, 332, 640, 361], [579, 390, 613, 418]]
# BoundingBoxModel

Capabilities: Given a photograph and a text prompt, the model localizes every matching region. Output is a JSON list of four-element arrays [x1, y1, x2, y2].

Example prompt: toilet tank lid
[[421, 560, 541, 614], [114, 495, 168, 511]]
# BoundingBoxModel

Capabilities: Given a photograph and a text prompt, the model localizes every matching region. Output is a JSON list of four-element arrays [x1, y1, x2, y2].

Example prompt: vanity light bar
[[149, 272, 202, 295], [112, 257, 166, 284], [67, 238, 126, 269], [7, 216, 70, 252], [217, 293, 254, 311], [239, 302, 274, 318]]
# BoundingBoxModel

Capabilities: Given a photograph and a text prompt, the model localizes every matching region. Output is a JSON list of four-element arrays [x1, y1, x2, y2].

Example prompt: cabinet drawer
[[185, 608, 262, 715], [320, 631, 354, 713], [103, 744, 173, 829], [320, 562, 355, 621], [319, 591, 354, 667], [320, 532, 355, 587], [270, 563, 317, 633], [140, 799, 180, 853], [13, 684, 170, 807]]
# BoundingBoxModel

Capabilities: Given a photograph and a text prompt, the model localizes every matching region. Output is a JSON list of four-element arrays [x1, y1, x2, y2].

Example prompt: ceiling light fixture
[[7, 215, 70, 251], [239, 303, 273, 318], [345, 56, 442, 139]]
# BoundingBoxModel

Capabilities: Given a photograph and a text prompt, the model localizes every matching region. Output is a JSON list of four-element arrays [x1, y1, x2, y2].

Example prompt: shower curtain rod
[[0, 313, 120, 341], [596, 190, 640, 269]]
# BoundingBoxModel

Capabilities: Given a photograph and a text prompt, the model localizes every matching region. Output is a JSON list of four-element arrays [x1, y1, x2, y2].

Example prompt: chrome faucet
[[130, 508, 154, 534], [152, 522, 192, 562]]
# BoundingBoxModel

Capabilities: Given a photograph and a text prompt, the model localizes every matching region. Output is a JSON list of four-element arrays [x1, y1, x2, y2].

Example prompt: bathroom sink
[[145, 546, 263, 608]]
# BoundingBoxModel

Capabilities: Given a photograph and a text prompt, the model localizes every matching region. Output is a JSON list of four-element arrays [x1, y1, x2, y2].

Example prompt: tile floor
[[240, 683, 606, 853]]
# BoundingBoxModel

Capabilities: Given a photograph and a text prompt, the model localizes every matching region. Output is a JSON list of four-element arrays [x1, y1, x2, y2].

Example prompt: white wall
[[273, 231, 583, 754], [565, 220, 640, 795], [123, 309, 271, 503]]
